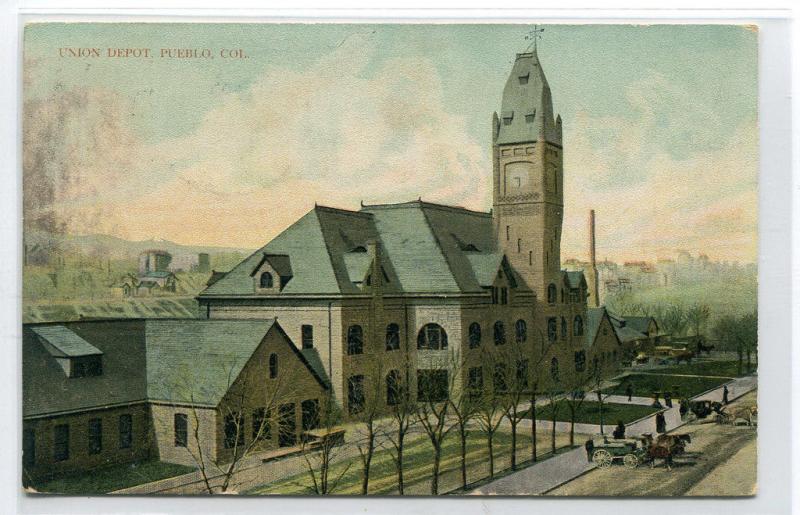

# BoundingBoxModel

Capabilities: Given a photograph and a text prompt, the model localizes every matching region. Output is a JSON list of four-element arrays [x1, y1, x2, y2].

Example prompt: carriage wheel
[[623, 454, 640, 469], [592, 449, 613, 469]]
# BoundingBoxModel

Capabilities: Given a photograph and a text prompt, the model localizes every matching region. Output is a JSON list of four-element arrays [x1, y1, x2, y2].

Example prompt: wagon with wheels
[[585, 435, 647, 469]]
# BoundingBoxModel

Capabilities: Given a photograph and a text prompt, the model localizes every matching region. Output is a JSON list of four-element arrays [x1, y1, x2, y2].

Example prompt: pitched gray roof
[[564, 270, 586, 289], [199, 201, 531, 297], [585, 307, 607, 349], [23, 319, 329, 418], [494, 50, 561, 146], [623, 316, 657, 335], [31, 325, 102, 357], [607, 312, 649, 343]]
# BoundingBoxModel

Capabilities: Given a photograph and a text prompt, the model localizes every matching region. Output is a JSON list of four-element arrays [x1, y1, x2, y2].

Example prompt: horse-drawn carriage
[[586, 432, 692, 470], [715, 404, 757, 426]]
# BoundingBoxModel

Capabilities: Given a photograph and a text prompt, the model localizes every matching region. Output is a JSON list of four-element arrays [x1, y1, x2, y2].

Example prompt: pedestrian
[[722, 384, 729, 405], [664, 390, 673, 408], [651, 391, 662, 409], [584, 439, 595, 463], [679, 398, 688, 420], [655, 411, 667, 433], [626, 383, 633, 402], [613, 420, 626, 440]]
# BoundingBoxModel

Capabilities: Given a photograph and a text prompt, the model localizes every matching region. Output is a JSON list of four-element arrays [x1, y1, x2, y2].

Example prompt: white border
[[0, 4, 794, 515]]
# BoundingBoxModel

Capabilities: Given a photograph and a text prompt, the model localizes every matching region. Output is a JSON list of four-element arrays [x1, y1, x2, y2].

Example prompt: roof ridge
[[361, 199, 491, 217], [314, 204, 373, 217]]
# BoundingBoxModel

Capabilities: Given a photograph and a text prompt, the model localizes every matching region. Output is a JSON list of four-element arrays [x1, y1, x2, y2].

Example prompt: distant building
[[198, 253, 211, 273], [22, 319, 329, 480], [138, 250, 172, 275]]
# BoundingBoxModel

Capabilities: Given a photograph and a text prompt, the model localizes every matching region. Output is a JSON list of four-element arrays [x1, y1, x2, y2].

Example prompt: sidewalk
[[463, 375, 757, 495]]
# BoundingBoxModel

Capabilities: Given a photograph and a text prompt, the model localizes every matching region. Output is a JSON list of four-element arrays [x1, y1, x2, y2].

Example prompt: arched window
[[561, 288, 564, 303], [550, 357, 560, 383], [386, 370, 402, 406], [269, 353, 278, 378], [547, 283, 557, 304], [573, 315, 584, 337], [260, 272, 273, 289], [515, 319, 527, 343], [347, 325, 364, 355], [417, 323, 448, 350], [517, 238, 522, 253], [561, 317, 567, 339], [493, 321, 506, 345], [468, 322, 482, 349], [385, 323, 400, 351]]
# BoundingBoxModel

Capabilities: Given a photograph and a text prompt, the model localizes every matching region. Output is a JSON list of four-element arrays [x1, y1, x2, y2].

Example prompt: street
[[547, 391, 757, 497]]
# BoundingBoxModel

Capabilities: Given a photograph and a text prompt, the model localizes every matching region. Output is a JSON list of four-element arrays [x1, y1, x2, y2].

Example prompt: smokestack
[[590, 210, 597, 267], [588, 210, 600, 307]]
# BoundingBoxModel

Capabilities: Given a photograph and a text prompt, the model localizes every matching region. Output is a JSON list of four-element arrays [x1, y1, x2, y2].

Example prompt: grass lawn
[[247, 429, 560, 495], [31, 460, 196, 494], [608, 374, 729, 398], [523, 401, 659, 425], [652, 360, 753, 378]]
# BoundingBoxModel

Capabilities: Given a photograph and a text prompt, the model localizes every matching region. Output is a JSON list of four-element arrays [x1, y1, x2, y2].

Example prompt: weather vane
[[524, 24, 545, 52]]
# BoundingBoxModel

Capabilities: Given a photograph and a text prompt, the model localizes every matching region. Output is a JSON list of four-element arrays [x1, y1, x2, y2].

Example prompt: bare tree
[[447, 350, 480, 489], [385, 361, 416, 495], [354, 359, 386, 495], [299, 394, 350, 495], [414, 352, 456, 495], [686, 303, 711, 342], [499, 336, 533, 471], [474, 353, 505, 479]]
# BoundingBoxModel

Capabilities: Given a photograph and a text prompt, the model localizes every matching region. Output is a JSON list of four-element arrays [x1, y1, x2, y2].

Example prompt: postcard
[[22, 22, 758, 496]]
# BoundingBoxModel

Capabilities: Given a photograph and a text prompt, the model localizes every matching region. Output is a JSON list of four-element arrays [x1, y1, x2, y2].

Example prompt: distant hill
[[24, 230, 254, 260]]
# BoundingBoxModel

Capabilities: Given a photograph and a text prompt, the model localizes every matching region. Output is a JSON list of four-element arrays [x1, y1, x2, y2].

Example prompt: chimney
[[587, 210, 600, 307]]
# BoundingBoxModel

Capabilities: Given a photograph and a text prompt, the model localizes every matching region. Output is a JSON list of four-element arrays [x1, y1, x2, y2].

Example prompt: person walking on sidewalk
[[626, 383, 633, 402], [722, 384, 730, 405], [664, 390, 673, 408], [655, 411, 667, 433]]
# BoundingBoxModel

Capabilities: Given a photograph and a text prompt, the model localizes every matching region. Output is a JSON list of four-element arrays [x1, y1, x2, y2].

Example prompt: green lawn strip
[[249, 429, 526, 495], [608, 374, 729, 398], [522, 401, 659, 425], [33, 460, 196, 495], [649, 360, 750, 378]]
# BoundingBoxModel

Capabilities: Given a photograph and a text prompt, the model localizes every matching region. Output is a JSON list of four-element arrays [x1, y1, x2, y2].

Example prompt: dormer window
[[32, 325, 103, 378], [525, 109, 535, 123], [518, 73, 529, 85], [502, 110, 514, 126], [260, 272, 273, 289], [251, 253, 293, 292]]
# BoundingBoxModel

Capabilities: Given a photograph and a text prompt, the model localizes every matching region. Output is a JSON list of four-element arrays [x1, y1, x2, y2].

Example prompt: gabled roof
[[585, 307, 606, 349], [23, 319, 329, 418], [31, 325, 102, 357], [250, 253, 293, 279], [199, 201, 531, 297], [564, 270, 586, 289], [141, 270, 175, 279], [623, 316, 657, 335], [607, 312, 649, 343]]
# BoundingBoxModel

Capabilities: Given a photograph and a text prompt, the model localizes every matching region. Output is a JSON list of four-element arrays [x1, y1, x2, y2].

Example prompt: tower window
[[269, 353, 278, 378], [506, 226, 510, 241], [301, 325, 313, 349], [525, 114, 535, 123], [547, 283, 557, 304], [518, 74, 529, 85], [517, 238, 522, 253], [529, 251, 532, 266]]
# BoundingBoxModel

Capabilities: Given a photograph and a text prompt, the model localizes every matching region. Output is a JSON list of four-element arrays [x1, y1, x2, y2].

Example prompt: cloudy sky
[[23, 23, 758, 263]]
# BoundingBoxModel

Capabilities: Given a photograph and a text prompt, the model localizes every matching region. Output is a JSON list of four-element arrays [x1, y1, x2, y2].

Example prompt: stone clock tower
[[492, 48, 563, 300]]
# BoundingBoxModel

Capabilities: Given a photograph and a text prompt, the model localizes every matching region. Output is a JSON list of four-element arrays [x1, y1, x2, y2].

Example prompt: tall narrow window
[[252, 407, 269, 441], [260, 272, 273, 288], [301, 399, 320, 431], [467, 367, 483, 394], [174, 414, 187, 447], [547, 283, 557, 304], [550, 357, 560, 383], [468, 322, 482, 349], [224, 413, 245, 449], [119, 414, 132, 449], [515, 319, 527, 343], [348, 375, 365, 415], [385, 323, 400, 351], [301, 325, 313, 349], [517, 238, 522, 253], [516, 359, 530, 390], [386, 370, 402, 406], [494, 321, 506, 345], [500, 287, 508, 305], [347, 325, 364, 355], [574, 351, 587, 372], [574, 315, 584, 336], [269, 353, 278, 378], [87, 419, 102, 455], [529, 251, 533, 266], [506, 225, 510, 241], [547, 317, 557, 342], [561, 317, 567, 339], [54, 424, 69, 462]]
